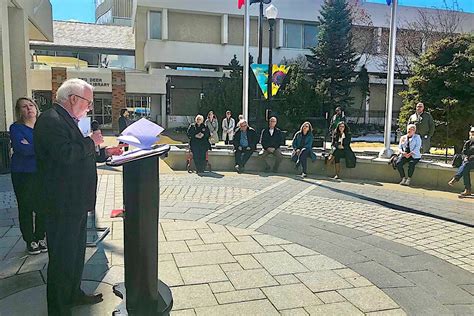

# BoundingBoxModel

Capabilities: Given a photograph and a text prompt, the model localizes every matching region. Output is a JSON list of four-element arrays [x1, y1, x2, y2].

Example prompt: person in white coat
[[222, 110, 235, 145]]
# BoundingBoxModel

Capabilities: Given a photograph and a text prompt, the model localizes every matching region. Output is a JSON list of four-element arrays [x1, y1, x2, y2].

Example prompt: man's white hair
[[56, 78, 94, 103], [239, 119, 248, 126]]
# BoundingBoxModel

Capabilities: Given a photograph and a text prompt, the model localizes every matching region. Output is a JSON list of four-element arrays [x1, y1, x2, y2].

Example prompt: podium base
[[112, 280, 173, 316]]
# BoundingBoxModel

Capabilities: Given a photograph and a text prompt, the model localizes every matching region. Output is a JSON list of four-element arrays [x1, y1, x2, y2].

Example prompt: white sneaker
[[405, 178, 411, 186], [399, 178, 407, 185], [301, 173, 307, 178], [27, 241, 41, 255], [38, 239, 48, 253]]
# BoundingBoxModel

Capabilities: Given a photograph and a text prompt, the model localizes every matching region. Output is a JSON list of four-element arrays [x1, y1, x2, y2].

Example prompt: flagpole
[[379, 0, 398, 158], [242, 0, 250, 120]]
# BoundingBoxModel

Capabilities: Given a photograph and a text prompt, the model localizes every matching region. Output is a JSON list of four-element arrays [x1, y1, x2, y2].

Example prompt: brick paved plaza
[[0, 166, 473, 315]]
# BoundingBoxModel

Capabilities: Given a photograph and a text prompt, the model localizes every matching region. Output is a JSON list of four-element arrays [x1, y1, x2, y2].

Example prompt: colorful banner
[[251, 64, 290, 99]]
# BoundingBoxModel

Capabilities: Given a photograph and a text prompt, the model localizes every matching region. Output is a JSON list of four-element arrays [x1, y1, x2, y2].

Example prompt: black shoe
[[27, 241, 41, 255], [37, 239, 48, 253], [72, 293, 103, 306]]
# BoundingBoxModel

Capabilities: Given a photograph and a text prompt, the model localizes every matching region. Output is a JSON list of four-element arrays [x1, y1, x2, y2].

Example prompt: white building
[[131, 0, 473, 126], [95, 0, 133, 26], [0, 0, 53, 130]]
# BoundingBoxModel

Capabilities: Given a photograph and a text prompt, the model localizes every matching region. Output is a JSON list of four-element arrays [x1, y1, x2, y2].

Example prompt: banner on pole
[[251, 64, 289, 99]]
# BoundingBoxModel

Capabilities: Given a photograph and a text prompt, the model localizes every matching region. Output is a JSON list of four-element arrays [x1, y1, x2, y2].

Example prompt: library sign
[[68, 70, 112, 92]]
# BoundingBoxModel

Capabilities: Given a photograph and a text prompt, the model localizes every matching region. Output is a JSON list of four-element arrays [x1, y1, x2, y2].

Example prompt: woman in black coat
[[187, 115, 211, 173], [331, 121, 356, 179], [118, 108, 132, 151], [448, 127, 474, 197]]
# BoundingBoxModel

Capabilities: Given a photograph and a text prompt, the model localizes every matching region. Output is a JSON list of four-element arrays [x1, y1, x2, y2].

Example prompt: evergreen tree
[[199, 55, 257, 120], [399, 34, 474, 153], [307, 0, 359, 114], [275, 56, 321, 131]]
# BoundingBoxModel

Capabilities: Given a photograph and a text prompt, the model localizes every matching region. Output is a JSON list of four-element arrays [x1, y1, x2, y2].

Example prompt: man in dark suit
[[233, 119, 257, 173], [259, 116, 284, 172], [34, 78, 123, 316]]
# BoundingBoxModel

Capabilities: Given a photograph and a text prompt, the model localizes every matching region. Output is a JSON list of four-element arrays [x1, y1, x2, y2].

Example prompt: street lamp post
[[265, 4, 278, 121]]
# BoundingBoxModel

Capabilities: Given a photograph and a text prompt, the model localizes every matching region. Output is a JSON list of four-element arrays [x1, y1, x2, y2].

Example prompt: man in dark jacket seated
[[233, 119, 257, 173], [259, 116, 283, 172]]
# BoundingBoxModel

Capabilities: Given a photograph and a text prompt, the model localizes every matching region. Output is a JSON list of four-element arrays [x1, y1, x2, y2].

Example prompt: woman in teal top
[[291, 121, 317, 177]]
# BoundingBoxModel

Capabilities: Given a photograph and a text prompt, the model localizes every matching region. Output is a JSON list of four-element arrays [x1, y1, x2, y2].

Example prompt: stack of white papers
[[117, 118, 164, 149], [108, 144, 170, 165]]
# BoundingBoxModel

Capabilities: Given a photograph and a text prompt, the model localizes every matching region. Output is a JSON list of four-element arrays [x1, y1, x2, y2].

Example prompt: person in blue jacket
[[291, 121, 316, 177], [9, 97, 46, 255]]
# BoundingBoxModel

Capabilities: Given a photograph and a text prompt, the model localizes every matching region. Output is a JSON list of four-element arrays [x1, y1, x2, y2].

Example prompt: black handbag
[[452, 154, 463, 168]]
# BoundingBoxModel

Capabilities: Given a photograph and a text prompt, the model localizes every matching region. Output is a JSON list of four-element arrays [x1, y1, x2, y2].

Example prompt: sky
[[50, 0, 474, 23], [51, 0, 95, 23]]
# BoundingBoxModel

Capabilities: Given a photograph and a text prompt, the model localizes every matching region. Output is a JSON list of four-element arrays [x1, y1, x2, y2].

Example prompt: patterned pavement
[[0, 170, 473, 315]]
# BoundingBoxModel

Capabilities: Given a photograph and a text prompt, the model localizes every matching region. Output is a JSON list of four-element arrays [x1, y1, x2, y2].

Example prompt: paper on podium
[[117, 118, 164, 149], [108, 144, 170, 165]]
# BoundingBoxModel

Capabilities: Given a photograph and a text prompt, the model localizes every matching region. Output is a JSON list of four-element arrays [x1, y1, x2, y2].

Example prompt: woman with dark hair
[[118, 108, 132, 151], [187, 115, 211, 174], [448, 126, 474, 198], [9, 97, 46, 255], [331, 121, 356, 179], [291, 121, 317, 177]]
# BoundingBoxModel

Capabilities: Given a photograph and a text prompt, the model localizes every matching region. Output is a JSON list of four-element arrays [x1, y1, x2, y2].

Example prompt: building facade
[[29, 21, 165, 130], [132, 0, 473, 126], [0, 0, 53, 131], [96, 0, 133, 26]]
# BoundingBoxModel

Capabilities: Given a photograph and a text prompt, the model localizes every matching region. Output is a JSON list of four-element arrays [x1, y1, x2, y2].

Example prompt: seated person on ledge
[[331, 121, 356, 179], [291, 121, 317, 178], [397, 124, 422, 186], [259, 116, 283, 173], [448, 126, 474, 198], [233, 119, 257, 173]]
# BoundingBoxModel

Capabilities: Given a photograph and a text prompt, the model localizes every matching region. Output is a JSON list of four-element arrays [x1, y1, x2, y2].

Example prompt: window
[[284, 22, 318, 49], [304, 24, 318, 48], [149, 11, 162, 40], [97, 9, 112, 24], [285, 23, 302, 48]]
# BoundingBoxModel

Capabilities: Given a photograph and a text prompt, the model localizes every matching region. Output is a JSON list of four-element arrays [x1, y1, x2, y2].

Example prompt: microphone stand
[[87, 120, 111, 247]]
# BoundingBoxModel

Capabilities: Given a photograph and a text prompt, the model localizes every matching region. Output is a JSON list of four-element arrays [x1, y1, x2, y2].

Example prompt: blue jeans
[[454, 160, 472, 190], [292, 148, 310, 173]]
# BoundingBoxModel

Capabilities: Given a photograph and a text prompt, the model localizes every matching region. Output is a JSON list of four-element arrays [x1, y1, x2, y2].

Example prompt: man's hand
[[267, 147, 275, 153], [105, 146, 124, 157], [338, 145, 344, 149], [90, 131, 104, 146], [238, 146, 243, 151], [246, 147, 251, 151]]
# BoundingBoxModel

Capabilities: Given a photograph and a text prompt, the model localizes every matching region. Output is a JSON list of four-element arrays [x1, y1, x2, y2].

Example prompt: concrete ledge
[[163, 146, 465, 192]]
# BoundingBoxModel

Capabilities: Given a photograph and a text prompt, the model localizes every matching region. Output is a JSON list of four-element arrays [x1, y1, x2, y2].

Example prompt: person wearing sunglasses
[[448, 126, 474, 198]]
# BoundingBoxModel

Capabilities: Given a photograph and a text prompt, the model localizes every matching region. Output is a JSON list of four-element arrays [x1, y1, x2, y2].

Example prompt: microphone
[[91, 120, 100, 153]]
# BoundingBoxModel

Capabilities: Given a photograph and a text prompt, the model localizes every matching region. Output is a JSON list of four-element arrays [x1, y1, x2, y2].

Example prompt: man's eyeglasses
[[70, 94, 93, 107]]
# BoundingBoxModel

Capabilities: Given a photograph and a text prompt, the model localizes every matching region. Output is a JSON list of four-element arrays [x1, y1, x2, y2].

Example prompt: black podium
[[107, 145, 173, 315]]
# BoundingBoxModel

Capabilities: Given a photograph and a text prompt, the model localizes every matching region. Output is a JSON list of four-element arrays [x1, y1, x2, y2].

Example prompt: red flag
[[238, 0, 245, 9]]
